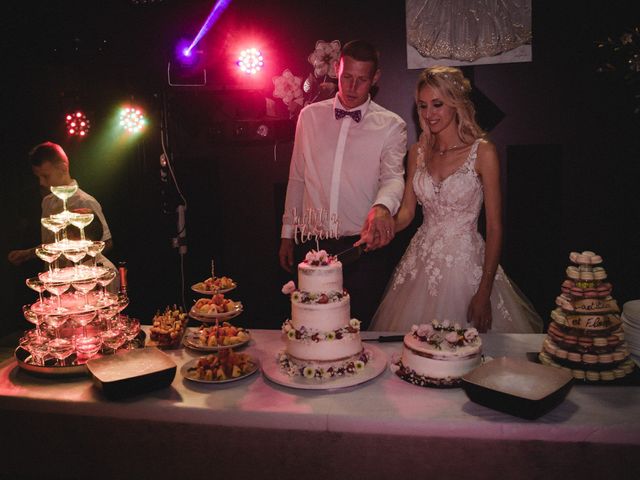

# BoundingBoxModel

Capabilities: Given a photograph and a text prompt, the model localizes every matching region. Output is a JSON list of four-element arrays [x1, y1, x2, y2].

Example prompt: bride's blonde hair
[[416, 66, 485, 144]]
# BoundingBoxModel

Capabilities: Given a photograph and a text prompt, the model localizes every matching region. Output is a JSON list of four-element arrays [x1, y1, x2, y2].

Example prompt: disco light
[[65, 111, 90, 137], [237, 48, 264, 75], [119, 107, 146, 133]]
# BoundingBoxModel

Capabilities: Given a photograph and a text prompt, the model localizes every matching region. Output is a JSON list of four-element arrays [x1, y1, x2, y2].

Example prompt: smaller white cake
[[393, 320, 482, 387]]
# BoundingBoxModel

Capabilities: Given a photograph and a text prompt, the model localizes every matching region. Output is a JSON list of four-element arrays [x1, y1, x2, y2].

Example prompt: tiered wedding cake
[[278, 250, 370, 379], [393, 320, 482, 387], [539, 251, 635, 382]]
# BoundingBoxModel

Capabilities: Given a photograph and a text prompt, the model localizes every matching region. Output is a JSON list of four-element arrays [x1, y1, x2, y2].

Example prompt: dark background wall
[[2, 0, 639, 334]]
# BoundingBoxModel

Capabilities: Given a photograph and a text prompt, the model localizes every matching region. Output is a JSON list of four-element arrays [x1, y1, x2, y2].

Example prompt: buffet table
[[1, 330, 639, 480]]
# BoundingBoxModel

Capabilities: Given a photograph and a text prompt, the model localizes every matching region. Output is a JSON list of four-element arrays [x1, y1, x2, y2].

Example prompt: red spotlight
[[65, 111, 90, 137], [237, 48, 264, 75]]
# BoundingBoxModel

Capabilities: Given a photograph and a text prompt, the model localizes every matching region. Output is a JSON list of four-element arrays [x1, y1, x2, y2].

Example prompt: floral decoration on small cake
[[410, 320, 479, 350], [303, 249, 336, 266], [277, 349, 370, 379], [282, 318, 361, 341]]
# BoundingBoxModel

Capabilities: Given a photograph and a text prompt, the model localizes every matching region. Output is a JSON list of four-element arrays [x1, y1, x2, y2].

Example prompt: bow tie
[[335, 108, 362, 123]]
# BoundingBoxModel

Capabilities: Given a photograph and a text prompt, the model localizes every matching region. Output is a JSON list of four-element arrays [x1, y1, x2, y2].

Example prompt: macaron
[[579, 270, 595, 281], [566, 266, 580, 280], [598, 353, 613, 363], [593, 267, 607, 280], [576, 254, 590, 264], [586, 370, 600, 382], [590, 255, 603, 265], [613, 368, 625, 379], [593, 337, 608, 347], [583, 354, 598, 364], [569, 251, 580, 263], [572, 369, 586, 380], [555, 348, 568, 359], [568, 352, 582, 362], [600, 370, 615, 381]]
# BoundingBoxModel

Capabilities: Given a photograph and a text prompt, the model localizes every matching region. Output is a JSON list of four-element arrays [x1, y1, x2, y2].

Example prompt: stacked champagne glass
[[19, 180, 137, 370]]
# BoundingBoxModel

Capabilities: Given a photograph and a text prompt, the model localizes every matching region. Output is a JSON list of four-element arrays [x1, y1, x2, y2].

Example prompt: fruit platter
[[183, 322, 250, 351], [191, 276, 237, 295], [189, 294, 243, 321], [181, 349, 258, 383], [148, 305, 189, 349]]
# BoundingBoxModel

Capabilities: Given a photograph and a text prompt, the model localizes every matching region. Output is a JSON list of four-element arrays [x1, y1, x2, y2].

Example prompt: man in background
[[8, 141, 113, 265]]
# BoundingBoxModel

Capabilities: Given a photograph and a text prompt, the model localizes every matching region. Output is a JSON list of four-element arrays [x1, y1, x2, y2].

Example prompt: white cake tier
[[401, 333, 481, 379], [298, 261, 343, 294], [286, 334, 362, 361], [291, 296, 351, 331]]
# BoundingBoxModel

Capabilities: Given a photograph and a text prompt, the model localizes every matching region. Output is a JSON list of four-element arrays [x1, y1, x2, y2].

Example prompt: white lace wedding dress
[[370, 140, 543, 333]]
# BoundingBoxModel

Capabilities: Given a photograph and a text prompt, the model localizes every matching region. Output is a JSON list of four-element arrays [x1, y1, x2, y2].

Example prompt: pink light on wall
[[65, 111, 90, 137], [237, 47, 264, 75]]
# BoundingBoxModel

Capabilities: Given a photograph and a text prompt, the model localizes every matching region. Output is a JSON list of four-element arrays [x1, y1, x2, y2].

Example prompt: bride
[[370, 66, 542, 333]]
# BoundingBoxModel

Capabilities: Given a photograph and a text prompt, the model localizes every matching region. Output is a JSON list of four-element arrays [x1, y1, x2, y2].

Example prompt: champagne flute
[[71, 310, 97, 337], [119, 316, 141, 349], [100, 324, 126, 354], [62, 245, 88, 277], [48, 337, 75, 366], [86, 240, 105, 267], [71, 277, 98, 309], [41, 216, 69, 243], [19, 331, 49, 367], [22, 305, 45, 336], [43, 279, 71, 313], [26, 276, 46, 305], [68, 212, 94, 241], [35, 246, 61, 276], [43, 312, 69, 339], [97, 268, 117, 301], [50, 180, 78, 213], [75, 333, 102, 361]]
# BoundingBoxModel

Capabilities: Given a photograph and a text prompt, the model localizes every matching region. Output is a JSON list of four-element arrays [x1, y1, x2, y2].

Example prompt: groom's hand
[[279, 238, 295, 273]]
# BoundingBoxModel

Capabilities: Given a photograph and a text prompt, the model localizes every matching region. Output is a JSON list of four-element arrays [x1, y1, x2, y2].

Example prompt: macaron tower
[[539, 251, 635, 382]]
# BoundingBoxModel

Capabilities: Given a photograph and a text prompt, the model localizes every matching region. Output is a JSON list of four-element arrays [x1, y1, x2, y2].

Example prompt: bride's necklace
[[435, 143, 464, 156]]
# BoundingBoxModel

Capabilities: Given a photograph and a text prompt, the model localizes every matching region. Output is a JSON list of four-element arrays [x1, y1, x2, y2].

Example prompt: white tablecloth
[[1, 330, 639, 479]]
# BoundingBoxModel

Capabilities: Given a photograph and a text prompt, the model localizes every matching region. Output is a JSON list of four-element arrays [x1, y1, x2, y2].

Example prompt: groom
[[279, 40, 407, 328]]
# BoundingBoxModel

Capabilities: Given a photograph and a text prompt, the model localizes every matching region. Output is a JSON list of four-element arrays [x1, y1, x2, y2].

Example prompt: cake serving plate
[[461, 356, 574, 419], [261, 344, 387, 390]]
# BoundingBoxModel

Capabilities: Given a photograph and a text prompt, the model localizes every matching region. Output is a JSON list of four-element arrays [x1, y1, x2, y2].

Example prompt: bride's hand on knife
[[468, 292, 492, 332]]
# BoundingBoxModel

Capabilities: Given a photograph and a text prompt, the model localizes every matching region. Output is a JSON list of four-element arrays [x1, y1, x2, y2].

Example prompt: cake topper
[[284, 207, 339, 250]]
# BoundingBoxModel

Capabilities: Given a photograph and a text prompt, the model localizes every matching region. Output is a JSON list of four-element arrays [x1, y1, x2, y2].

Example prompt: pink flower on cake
[[445, 331, 460, 344], [281, 280, 296, 295], [307, 40, 341, 78], [417, 324, 434, 337], [464, 328, 479, 342], [442, 319, 451, 329], [304, 249, 331, 265]]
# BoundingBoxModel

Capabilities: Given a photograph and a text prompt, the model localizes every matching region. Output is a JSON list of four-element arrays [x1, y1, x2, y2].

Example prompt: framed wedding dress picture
[[406, 0, 532, 69]]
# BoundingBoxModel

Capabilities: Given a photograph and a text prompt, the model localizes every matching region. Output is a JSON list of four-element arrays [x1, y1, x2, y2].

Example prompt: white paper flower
[[287, 329, 296, 340], [281, 280, 296, 295], [326, 331, 336, 341], [303, 366, 315, 378], [349, 318, 361, 330], [307, 40, 341, 78], [272, 69, 304, 107], [355, 360, 365, 371]]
